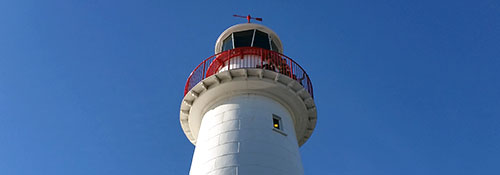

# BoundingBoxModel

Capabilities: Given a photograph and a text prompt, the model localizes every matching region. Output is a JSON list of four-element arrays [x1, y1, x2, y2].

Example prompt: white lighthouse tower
[[180, 17, 317, 175]]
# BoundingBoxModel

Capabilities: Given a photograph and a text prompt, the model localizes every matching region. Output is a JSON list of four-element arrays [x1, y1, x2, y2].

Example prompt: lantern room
[[214, 23, 283, 54]]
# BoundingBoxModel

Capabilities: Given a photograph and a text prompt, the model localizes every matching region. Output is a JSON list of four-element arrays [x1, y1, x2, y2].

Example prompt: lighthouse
[[179, 18, 317, 175]]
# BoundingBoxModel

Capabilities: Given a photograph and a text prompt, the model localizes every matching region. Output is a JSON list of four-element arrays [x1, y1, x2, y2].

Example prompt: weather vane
[[233, 14, 262, 23]]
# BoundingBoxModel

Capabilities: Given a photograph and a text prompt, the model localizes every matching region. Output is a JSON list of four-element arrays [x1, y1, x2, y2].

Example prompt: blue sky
[[1, 0, 499, 174]]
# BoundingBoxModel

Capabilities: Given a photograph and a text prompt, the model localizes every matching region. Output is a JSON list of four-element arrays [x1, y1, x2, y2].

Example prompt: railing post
[[307, 77, 310, 91], [202, 60, 206, 79], [240, 48, 244, 69], [261, 49, 264, 68], [228, 49, 231, 70]]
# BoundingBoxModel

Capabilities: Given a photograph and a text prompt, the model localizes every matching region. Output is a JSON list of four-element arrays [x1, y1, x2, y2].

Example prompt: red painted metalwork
[[184, 47, 314, 99], [233, 14, 263, 23]]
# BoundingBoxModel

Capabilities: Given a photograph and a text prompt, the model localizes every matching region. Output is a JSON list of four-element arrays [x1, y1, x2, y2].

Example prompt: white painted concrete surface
[[181, 68, 317, 147], [189, 94, 303, 175]]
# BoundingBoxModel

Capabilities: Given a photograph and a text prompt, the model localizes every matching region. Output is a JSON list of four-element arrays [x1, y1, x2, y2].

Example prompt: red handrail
[[184, 47, 314, 99]]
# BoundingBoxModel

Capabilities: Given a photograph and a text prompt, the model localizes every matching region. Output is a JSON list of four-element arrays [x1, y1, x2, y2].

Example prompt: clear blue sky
[[1, 0, 499, 174]]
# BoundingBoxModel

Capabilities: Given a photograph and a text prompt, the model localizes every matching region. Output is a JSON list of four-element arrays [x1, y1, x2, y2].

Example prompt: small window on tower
[[272, 114, 286, 136], [273, 115, 281, 130]]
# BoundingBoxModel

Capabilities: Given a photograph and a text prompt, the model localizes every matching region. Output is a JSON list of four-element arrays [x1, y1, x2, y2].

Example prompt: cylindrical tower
[[180, 23, 317, 175]]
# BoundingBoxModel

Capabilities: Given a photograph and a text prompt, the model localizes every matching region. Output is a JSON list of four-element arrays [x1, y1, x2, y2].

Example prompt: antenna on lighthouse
[[233, 14, 263, 23]]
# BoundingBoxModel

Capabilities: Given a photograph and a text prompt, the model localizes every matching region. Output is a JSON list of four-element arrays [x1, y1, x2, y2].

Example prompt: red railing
[[184, 47, 314, 98]]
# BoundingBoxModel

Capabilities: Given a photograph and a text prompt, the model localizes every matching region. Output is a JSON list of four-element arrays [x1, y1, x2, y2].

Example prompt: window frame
[[222, 29, 276, 51], [250, 29, 256, 47], [222, 34, 234, 52], [272, 114, 287, 136], [231, 33, 235, 50], [252, 30, 271, 50]]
